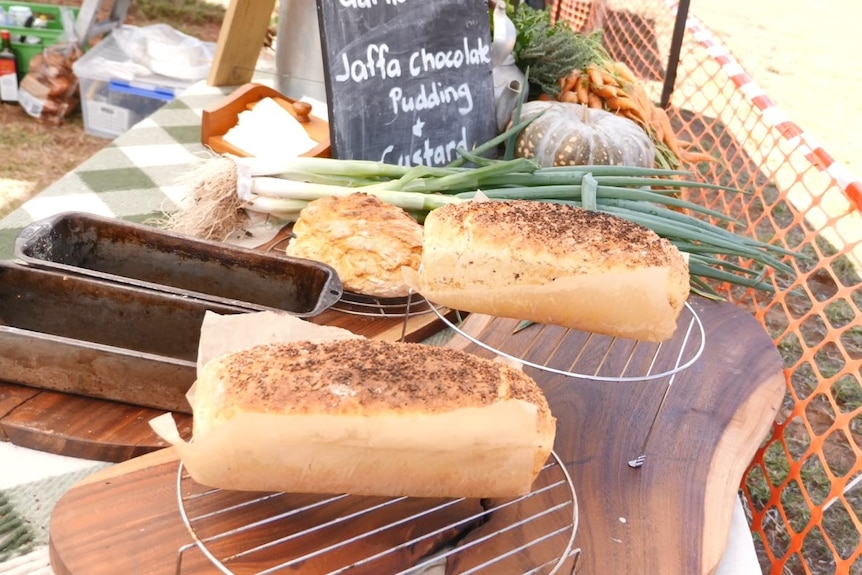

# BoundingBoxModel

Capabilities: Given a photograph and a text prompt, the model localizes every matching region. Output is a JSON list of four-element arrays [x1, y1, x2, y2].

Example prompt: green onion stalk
[[166, 121, 800, 298]]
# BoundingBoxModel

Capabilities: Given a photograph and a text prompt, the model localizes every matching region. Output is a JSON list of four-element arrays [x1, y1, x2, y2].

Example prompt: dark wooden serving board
[[48, 297, 786, 575]]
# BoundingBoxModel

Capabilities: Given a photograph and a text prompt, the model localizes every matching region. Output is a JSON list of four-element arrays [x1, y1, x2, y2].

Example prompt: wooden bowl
[[201, 83, 331, 158]]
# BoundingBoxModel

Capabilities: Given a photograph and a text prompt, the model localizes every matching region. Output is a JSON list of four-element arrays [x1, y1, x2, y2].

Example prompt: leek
[[246, 178, 464, 213]]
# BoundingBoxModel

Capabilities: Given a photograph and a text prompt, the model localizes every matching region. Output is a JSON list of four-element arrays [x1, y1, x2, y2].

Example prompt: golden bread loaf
[[285, 193, 423, 297], [412, 200, 690, 341], [189, 338, 556, 498]]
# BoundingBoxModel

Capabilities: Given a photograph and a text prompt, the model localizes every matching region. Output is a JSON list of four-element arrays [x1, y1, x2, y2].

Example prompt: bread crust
[[285, 193, 423, 297], [190, 339, 556, 498], [415, 200, 690, 341]]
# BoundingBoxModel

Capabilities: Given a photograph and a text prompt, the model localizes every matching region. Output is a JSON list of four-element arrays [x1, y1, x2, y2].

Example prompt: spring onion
[[165, 122, 799, 297]]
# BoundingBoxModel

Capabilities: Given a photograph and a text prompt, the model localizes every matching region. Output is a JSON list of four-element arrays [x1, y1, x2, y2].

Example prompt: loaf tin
[[14, 211, 342, 316], [0, 261, 247, 413]]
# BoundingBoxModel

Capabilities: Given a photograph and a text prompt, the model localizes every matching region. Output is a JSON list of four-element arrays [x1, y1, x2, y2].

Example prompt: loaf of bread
[[187, 338, 556, 498], [285, 193, 423, 297], [410, 199, 690, 342]]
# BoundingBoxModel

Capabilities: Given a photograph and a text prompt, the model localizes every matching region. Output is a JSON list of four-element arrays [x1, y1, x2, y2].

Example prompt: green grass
[[133, 0, 226, 26]]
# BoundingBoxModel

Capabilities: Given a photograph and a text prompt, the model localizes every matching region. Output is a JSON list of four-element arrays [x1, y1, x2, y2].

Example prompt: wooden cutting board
[[48, 296, 786, 575]]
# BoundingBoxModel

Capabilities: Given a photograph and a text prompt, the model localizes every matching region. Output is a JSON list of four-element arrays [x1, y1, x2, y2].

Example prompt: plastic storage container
[[0, 1, 79, 78], [72, 31, 196, 139]]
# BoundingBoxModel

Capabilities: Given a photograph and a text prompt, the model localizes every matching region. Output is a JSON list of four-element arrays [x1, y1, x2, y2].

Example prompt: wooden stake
[[207, 0, 277, 86]]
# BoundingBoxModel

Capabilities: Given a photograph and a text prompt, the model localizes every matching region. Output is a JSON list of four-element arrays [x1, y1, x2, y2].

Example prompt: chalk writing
[[339, 0, 406, 8], [317, 0, 496, 166], [334, 44, 403, 83], [407, 37, 490, 76], [389, 82, 473, 115]]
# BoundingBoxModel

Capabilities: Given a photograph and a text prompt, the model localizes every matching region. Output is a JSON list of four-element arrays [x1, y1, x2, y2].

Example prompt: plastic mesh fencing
[[548, 1, 862, 573], [548, 0, 605, 33]]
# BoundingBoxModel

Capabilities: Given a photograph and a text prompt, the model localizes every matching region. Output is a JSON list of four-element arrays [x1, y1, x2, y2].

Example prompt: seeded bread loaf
[[411, 200, 690, 341], [188, 338, 556, 498], [285, 193, 423, 297]]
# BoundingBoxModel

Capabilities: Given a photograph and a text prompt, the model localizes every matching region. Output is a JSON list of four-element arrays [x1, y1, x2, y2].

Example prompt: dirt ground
[[692, 0, 862, 179]]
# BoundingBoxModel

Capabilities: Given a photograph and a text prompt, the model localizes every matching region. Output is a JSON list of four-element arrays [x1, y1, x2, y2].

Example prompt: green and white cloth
[[0, 442, 112, 571], [0, 80, 236, 261]]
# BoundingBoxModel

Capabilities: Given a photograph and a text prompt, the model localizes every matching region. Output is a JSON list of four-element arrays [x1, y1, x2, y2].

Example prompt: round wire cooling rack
[[331, 290, 439, 318], [428, 300, 706, 383], [174, 452, 580, 575]]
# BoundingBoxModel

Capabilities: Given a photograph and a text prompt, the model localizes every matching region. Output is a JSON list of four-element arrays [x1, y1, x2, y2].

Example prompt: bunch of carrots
[[546, 60, 715, 168]]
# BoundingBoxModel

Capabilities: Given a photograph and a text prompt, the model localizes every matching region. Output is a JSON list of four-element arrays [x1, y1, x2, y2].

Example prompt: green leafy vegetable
[[510, 3, 608, 96]]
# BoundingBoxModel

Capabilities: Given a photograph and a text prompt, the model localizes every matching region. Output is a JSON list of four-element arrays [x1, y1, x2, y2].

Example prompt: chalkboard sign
[[316, 0, 497, 166]]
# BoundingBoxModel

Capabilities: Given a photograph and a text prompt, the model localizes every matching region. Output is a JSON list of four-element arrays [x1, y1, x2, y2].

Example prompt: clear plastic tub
[[72, 30, 196, 138]]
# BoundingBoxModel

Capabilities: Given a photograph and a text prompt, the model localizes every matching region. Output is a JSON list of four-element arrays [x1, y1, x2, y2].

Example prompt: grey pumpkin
[[514, 100, 656, 168]]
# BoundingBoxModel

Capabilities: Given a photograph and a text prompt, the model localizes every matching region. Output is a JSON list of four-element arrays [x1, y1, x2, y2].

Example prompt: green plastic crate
[[0, 2, 80, 77], [1, 1, 75, 30]]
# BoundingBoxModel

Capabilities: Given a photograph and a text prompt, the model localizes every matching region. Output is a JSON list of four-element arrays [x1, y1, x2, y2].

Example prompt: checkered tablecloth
[[0, 81, 240, 261]]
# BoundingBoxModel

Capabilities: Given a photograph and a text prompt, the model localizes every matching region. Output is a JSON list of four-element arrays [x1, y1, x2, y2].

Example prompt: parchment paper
[[150, 310, 362, 463], [403, 265, 678, 342], [194, 310, 360, 373], [148, 310, 545, 499]]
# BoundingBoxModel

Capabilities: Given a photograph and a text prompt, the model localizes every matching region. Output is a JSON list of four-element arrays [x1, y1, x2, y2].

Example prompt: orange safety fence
[[549, 0, 862, 573]]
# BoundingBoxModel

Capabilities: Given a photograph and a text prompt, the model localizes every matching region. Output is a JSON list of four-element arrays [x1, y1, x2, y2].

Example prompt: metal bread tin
[[0, 261, 249, 413], [14, 211, 342, 316]]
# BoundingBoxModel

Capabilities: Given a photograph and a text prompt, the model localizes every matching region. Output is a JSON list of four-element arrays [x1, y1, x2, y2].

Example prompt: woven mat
[[0, 547, 52, 575], [0, 464, 111, 572]]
